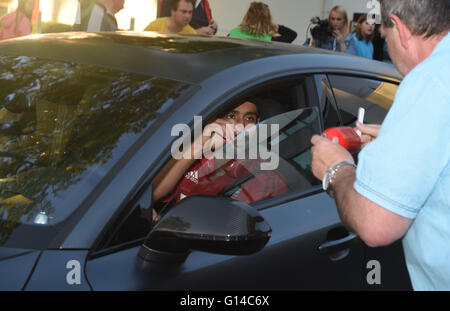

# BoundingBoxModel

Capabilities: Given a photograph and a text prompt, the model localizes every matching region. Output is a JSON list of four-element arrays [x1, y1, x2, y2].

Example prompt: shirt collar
[[195, 0, 202, 8], [431, 31, 450, 57]]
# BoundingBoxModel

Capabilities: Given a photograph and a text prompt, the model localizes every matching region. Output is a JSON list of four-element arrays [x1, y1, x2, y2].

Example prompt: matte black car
[[0, 32, 411, 290]]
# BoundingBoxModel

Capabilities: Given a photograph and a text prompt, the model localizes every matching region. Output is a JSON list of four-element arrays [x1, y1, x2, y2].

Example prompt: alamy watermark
[[66, 259, 81, 285], [366, 259, 382, 285], [367, 0, 382, 25]]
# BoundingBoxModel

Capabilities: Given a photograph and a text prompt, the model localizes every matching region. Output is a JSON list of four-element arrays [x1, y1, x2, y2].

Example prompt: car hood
[[0, 247, 41, 290]]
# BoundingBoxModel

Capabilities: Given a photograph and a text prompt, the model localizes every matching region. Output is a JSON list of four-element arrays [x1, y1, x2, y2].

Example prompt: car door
[[327, 73, 412, 290], [83, 73, 394, 290]]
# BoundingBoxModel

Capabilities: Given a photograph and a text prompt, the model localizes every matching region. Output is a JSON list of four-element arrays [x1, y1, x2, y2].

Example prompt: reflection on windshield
[[0, 55, 190, 246]]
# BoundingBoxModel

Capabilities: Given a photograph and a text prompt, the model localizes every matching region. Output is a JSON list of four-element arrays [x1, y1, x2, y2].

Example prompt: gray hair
[[379, 0, 450, 38]]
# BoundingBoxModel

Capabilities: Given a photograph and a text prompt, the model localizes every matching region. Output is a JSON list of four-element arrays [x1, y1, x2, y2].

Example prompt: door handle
[[318, 232, 358, 258]]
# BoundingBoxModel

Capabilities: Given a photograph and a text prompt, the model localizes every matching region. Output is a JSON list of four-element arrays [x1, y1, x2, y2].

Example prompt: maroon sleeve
[[236, 171, 287, 204]]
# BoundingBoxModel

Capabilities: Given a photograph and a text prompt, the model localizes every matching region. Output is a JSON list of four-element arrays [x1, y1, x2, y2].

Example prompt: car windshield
[[0, 55, 191, 246]]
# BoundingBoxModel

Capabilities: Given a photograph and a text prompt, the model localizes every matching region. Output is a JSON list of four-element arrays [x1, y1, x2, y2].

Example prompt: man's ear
[[390, 14, 412, 49]]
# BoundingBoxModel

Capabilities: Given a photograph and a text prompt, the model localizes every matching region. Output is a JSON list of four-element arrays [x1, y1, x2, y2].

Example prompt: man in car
[[152, 100, 287, 209], [310, 0, 449, 290], [144, 0, 197, 35], [73, 0, 124, 32]]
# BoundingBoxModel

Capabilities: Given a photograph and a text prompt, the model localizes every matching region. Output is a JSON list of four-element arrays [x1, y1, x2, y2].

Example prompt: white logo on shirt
[[185, 170, 199, 184]]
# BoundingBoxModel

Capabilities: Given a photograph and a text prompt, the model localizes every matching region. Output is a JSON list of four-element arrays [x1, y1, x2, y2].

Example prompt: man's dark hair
[[169, 0, 196, 12], [379, 0, 450, 38]]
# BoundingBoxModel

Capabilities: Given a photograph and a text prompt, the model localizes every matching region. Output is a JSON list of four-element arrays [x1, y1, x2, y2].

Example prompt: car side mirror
[[138, 196, 272, 264]]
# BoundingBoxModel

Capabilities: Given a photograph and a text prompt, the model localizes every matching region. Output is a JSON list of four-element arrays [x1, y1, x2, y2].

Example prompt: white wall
[[116, 0, 157, 31], [36, 0, 158, 31], [209, 0, 374, 45]]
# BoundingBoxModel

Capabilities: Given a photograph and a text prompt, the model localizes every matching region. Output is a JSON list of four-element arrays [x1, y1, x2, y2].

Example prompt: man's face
[[171, 0, 194, 28], [222, 101, 260, 128]]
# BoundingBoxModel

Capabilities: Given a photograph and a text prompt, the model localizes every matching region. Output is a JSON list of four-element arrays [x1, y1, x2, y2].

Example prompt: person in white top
[[73, 0, 125, 32]]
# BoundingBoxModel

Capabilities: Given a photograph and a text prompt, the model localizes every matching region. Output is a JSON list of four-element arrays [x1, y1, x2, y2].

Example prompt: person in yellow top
[[145, 0, 197, 34]]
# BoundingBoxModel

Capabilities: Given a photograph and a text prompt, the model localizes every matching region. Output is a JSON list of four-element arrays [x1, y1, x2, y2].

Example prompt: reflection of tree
[[0, 55, 190, 245]]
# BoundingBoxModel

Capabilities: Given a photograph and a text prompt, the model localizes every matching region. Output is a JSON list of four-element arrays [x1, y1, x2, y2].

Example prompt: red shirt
[[164, 157, 287, 204]]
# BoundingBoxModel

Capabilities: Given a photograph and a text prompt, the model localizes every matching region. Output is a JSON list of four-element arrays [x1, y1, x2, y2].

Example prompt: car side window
[[327, 75, 399, 125]]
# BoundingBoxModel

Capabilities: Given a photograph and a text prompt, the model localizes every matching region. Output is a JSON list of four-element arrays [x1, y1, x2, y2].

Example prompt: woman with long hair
[[312, 5, 356, 55], [352, 14, 375, 59], [229, 2, 277, 41], [0, 0, 35, 40]]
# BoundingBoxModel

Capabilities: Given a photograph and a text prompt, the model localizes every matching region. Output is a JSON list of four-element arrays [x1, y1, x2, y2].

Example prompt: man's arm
[[331, 163, 412, 247], [152, 154, 197, 202], [310, 135, 412, 247], [272, 25, 298, 43]]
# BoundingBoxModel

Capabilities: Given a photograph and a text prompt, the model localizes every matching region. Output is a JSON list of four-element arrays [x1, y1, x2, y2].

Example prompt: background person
[[73, 0, 124, 32], [310, 0, 450, 291], [159, 0, 217, 35], [228, 2, 277, 41], [0, 0, 34, 40], [145, 0, 196, 34], [352, 14, 375, 59], [312, 5, 356, 55], [271, 24, 297, 44]]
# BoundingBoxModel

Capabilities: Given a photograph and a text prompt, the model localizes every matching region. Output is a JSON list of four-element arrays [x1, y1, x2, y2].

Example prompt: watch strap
[[322, 161, 357, 197]]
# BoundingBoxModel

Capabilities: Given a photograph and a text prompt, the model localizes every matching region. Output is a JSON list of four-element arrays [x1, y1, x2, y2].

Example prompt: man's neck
[[167, 17, 183, 33], [409, 32, 447, 71]]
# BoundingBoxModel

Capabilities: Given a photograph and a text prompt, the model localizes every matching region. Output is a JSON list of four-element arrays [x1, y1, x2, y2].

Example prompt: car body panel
[[23, 250, 90, 291], [0, 247, 40, 290]]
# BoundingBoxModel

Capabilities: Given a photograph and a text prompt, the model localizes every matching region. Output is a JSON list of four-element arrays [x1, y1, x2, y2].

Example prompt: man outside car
[[310, 0, 449, 290]]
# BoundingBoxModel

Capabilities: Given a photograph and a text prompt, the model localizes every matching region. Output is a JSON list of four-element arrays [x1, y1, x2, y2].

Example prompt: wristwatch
[[322, 161, 357, 198]]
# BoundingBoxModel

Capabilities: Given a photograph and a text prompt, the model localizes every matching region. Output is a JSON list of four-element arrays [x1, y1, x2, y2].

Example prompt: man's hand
[[310, 135, 355, 180], [196, 26, 214, 35], [355, 122, 381, 148], [209, 20, 218, 34], [202, 118, 244, 153], [196, 21, 217, 36], [333, 29, 345, 44]]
